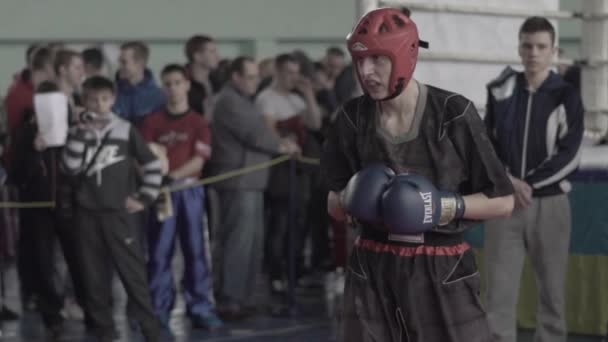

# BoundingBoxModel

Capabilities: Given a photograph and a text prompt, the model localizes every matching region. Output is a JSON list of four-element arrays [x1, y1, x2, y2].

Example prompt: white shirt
[[255, 87, 306, 121]]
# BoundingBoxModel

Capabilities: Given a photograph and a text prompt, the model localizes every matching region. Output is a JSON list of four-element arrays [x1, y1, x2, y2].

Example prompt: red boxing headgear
[[347, 8, 422, 100]]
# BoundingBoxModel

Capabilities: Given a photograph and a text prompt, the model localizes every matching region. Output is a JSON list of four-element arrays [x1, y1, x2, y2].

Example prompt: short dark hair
[[275, 53, 298, 70], [82, 76, 115, 95], [519, 16, 555, 45], [184, 35, 214, 63], [36, 80, 60, 94], [229, 56, 255, 77], [82, 47, 104, 70], [53, 49, 81, 75], [313, 61, 326, 73], [326, 46, 345, 58], [26, 43, 41, 64], [31, 47, 52, 72], [161, 63, 189, 79], [120, 41, 149, 62]]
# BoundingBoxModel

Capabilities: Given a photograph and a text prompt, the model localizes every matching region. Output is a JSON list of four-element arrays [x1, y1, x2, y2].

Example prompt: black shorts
[[340, 232, 491, 342]]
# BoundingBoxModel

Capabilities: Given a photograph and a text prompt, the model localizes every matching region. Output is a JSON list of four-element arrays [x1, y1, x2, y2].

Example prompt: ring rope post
[[581, 0, 608, 143], [357, 0, 379, 20]]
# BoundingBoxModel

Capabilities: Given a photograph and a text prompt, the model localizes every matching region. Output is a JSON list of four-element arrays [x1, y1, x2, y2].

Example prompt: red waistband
[[355, 237, 470, 256]]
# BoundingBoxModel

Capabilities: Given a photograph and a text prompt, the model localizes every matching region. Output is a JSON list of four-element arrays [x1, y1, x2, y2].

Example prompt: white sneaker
[[62, 299, 84, 321], [271, 279, 286, 293]]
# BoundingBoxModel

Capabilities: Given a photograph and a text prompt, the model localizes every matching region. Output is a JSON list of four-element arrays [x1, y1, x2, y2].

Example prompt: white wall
[[392, 0, 559, 107]]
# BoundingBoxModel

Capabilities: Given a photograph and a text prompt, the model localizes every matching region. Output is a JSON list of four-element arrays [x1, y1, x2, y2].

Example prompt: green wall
[[0, 0, 356, 93]]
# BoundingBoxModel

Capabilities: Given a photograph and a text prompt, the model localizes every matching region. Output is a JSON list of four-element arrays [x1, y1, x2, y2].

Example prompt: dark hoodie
[[485, 67, 584, 196], [10, 118, 48, 201], [113, 69, 166, 125], [9, 117, 69, 207]]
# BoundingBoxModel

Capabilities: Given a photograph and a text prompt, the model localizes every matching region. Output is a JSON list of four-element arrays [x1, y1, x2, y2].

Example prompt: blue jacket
[[485, 67, 584, 196], [113, 69, 166, 125]]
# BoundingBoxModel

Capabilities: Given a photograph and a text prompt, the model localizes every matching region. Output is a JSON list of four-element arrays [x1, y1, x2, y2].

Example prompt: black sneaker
[[191, 312, 224, 331], [217, 303, 251, 321], [46, 322, 64, 341]]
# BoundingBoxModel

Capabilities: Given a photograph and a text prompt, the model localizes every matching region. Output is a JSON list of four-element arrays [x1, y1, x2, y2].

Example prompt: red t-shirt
[[140, 110, 212, 177], [5, 70, 34, 135], [3, 70, 34, 168]]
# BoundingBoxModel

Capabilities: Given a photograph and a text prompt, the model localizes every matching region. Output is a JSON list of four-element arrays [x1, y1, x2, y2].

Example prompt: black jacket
[[485, 67, 584, 196]]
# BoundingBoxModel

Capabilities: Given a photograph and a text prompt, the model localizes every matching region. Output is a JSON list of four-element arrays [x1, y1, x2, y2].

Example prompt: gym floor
[[0, 265, 603, 341]]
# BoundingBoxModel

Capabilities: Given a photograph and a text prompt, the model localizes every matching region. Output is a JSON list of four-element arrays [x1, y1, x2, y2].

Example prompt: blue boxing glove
[[342, 163, 395, 224], [381, 174, 465, 234]]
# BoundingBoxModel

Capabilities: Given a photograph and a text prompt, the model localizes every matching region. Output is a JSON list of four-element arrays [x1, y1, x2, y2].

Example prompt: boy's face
[[326, 54, 345, 79], [84, 89, 115, 116], [194, 42, 220, 70], [232, 61, 260, 97], [84, 63, 102, 78], [64, 56, 85, 89], [312, 68, 330, 91], [119, 48, 145, 80], [161, 71, 190, 104], [519, 31, 555, 75], [355, 55, 392, 100], [276, 61, 300, 91]]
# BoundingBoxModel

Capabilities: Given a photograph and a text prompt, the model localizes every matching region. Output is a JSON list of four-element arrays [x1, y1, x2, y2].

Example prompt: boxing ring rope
[[417, 51, 575, 66], [378, 1, 581, 20], [418, 51, 608, 68], [357, 0, 608, 147]]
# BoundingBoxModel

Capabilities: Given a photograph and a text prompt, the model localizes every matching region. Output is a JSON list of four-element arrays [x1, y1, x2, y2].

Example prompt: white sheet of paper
[[34, 92, 69, 147]]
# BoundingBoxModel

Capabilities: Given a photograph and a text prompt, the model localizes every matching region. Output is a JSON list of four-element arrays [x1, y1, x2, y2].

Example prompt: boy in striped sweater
[[61, 76, 162, 342]]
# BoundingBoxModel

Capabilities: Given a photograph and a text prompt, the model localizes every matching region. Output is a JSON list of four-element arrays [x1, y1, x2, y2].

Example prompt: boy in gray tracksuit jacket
[[61, 76, 162, 342]]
